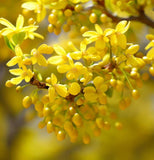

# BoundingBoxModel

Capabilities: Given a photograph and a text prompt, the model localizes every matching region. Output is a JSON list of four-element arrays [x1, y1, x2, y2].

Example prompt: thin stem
[[121, 68, 134, 90], [109, 42, 112, 63]]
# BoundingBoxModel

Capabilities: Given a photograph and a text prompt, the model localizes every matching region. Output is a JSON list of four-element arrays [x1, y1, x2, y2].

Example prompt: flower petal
[[117, 34, 127, 49], [147, 47, 154, 59], [9, 69, 23, 75], [0, 28, 14, 36], [53, 44, 66, 56], [21, 2, 38, 10], [68, 82, 81, 95], [83, 86, 96, 93], [70, 51, 82, 60], [48, 56, 65, 65], [11, 76, 23, 85], [37, 54, 47, 66], [93, 76, 104, 89], [51, 73, 57, 85], [57, 64, 70, 73], [15, 45, 23, 56], [16, 14, 24, 29], [126, 45, 139, 55], [0, 18, 15, 29], [55, 84, 68, 97], [116, 21, 130, 34], [49, 87, 56, 102], [95, 24, 103, 35], [83, 31, 98, 37], [7, 57, 20, 67], [84, 93, 97, 102]]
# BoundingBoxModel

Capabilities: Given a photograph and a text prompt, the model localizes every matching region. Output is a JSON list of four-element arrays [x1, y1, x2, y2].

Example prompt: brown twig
[[89, 0, 154, 28], [104, 8, 154, 28], [30, 76, 49, 89]]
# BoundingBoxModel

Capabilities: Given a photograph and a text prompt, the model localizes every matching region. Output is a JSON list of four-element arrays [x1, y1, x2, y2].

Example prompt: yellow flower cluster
[[106, 0, 153, 18], [22, 0, 89, 22], [3, 19, 152, 143], [0, 14, 43, 49], [145, 34, 154, 76]]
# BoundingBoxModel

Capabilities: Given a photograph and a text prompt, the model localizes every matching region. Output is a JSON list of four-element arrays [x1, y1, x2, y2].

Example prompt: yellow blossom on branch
[[57, 58, 87, 80], [84, 76, 108, 104], [0, 14, 43, 46], [7, 45, 24, 67], [48, 73, 68, 102], [48, 44, 69, 65], [9, 66, 33, 85], [145, 34, 154, 60], [31, 48, 48, 66], [22, 0, 50, 22], [7, 45, 32, 68]]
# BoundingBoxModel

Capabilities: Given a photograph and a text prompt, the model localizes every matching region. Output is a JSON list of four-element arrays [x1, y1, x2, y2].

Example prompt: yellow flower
[[48, 73, 68, 102], [7, 45, 32, 67], [83, 21, 130, 50], [0, 14, 43, 45], [83, 47, 101, 62], [7, 45, 24, 67], [31, 48, 47, 66], [125, 44, 142, 67], [48, 44, 69, 65], [22, 0, 50, 22], [108, 21, 130, 49], [93, 76, 108, 104], [57, 58, 86, 80], [80, 71, 93, 86], [68, 82, 81, 95], [83, 86, 98, 102], [145, 34, 154, 60], [83, 24, 109, 44], [117, 44, 145, 68], [83, 76, 108, 104], [9, 66, 33, 85], [69, 42, 85, 60]]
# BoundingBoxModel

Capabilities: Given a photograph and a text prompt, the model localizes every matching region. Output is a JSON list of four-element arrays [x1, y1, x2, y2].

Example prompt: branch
[[92, 0, 154, 28], [29, 76, 83, 103], [104, 8, 154, 28], [30, 76, 49, 89]]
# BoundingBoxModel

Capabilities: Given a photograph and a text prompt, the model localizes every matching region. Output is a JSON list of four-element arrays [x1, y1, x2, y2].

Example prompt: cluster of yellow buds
[[21, 0, 90, 35]]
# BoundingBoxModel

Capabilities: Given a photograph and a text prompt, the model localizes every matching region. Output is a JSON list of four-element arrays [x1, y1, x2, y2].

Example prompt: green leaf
[[12, 32, 26, 45], [37, 73, 43, 81], [105, 87, 113, 97], [105, 0, 113, 12], [4, 36, 15, 51]]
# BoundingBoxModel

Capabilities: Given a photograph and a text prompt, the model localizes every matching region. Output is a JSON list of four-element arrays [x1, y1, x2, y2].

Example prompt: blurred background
[[0, 1, 154, 160]]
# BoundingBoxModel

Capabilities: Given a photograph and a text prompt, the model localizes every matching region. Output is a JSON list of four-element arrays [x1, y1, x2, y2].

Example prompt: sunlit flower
[[31, 48, 47, 66], [7, 45, 24, 67], [0, 14, 43, 45], [83, 24, 109, 44], [108, 20, 130, 49], [84, 76, 108, 104], [48, 44, 69, 65], [48, 73, 68, 102], [22, 0, 50, 22], [57, 58, 87, 80], [9, 66, 33, 85]]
